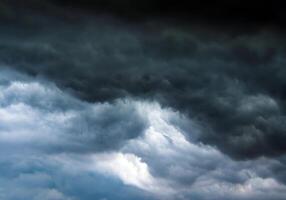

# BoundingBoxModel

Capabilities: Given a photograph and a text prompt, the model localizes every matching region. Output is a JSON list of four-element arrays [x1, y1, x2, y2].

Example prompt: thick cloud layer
[[1, 69, 286, 200], [0, 0, 285, 27], [1, 15, 286, 160], [1, 2, 286, 199]]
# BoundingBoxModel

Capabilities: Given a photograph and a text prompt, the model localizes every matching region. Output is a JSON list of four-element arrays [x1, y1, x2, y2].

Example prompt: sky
[[0, 1, 286, 200]]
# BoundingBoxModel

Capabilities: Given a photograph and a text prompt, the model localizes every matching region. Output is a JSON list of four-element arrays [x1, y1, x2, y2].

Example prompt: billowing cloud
[[1, 17, 286, 160], [1, 69, 286, 200], [0, 69, 147, 154], [0, 2, 286, 199]]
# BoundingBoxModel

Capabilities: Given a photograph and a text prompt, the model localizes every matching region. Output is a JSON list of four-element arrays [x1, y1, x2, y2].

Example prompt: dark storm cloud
[[1, 14, 286, 161], [1, 1, 286, 200], [32, 0, 286, 28], [0, 0, 285, 28]]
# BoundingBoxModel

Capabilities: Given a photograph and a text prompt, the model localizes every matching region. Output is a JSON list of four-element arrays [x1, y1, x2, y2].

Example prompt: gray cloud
[[0, 69, 147, 154], [0, 69, 154, 200], [0, 69, 286, 200], [0, 6, 286, 200], [119, 102, 286, 200], [1, 17, 285, 160], [0, 153, 153, 200]]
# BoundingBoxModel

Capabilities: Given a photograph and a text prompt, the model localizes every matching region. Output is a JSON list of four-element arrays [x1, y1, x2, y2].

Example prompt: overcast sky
[[0, 1, 286, 200]]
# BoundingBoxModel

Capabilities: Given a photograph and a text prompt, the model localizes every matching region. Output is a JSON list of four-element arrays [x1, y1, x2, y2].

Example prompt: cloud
[[1, 0, 285, 28], [91, 152, 174, 195], [0, 69, 156, 200], [49, 99, 286, 200], [0, 153, 153, 200], [0, 6, 286, 199], [1, 69, 286, 200], [0, 16, 285, 160], [119, 102, 286, 200], [0, 69, 147, 154]]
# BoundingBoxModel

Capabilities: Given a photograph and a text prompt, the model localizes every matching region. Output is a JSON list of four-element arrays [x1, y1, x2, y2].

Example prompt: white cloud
[[90, 152, 174, 194]]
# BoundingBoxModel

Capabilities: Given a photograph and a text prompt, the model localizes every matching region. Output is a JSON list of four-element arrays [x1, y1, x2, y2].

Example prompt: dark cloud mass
[[1, 15, 286, 159], [0, 1, 286, 200]]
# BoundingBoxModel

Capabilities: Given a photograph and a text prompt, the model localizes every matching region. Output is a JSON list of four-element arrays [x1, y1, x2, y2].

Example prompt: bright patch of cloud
[[91, 153, 174, 194]]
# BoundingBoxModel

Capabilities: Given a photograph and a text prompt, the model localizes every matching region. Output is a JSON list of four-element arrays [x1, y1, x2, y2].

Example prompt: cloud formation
[[1, 16, 286, 160], [0, 69, 147, 154], [1, 69, 286, 200], [0, 3, 286, 199]]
